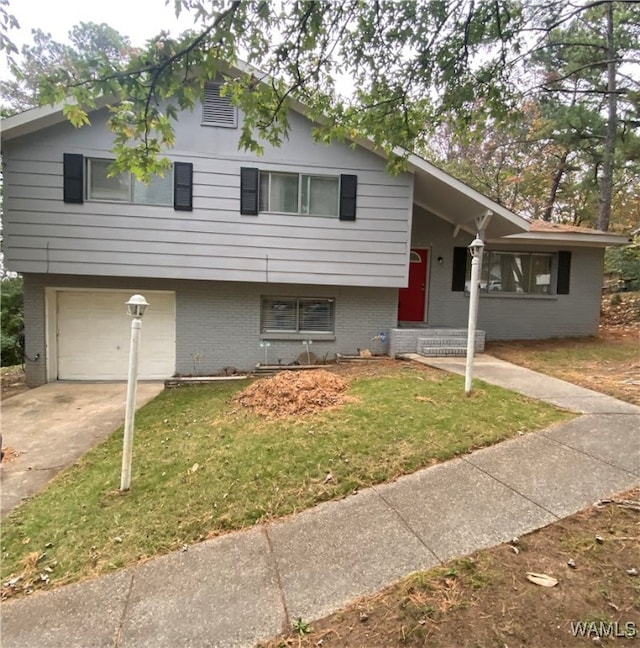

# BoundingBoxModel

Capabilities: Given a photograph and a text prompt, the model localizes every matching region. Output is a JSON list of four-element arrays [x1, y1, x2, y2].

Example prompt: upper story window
[[202, 81, 237, 128], [86, 158, 173, 206], [240, 167, 356, 220], [466, 251, 554, 294], [259, 171, 340, 217]]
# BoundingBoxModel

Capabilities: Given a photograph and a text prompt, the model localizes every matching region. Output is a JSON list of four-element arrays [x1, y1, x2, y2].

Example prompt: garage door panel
[[57, 291, 175, 380]]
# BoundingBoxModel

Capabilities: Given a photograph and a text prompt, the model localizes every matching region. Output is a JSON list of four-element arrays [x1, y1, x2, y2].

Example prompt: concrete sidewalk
[[2, 358, 639, 648], [406, 353, 640, 414]]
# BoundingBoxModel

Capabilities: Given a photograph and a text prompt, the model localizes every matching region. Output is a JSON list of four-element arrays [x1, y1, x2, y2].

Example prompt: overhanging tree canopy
[[1, 0, 638, 231]]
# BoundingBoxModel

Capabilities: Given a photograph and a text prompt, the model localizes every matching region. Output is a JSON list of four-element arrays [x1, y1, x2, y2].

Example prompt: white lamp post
[[465, 236, 484, 395], [120, 294, 149, 491]]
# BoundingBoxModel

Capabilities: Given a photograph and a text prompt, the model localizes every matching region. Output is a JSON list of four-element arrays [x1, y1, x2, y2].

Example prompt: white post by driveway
[[465, 236, 484, 395], [120, 294, 149, 491]]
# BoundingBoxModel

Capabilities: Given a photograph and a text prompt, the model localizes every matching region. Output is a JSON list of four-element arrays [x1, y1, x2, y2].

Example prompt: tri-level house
[[1, 82, 626, 386]]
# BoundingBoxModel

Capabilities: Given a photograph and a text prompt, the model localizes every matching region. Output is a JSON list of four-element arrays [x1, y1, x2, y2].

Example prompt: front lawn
[[1, 361, 569, 598]]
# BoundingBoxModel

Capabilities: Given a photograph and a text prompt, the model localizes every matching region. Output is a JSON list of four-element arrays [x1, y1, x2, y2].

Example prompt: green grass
[[1, 364, 570, 595], [503, 338, 636, 368]]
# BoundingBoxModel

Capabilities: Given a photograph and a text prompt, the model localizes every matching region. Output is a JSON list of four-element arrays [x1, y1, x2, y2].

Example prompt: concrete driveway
[[1, 382, 164, 517]]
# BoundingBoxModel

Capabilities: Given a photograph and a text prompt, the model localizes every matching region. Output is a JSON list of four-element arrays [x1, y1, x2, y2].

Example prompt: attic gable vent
[[202, 82, 237, 128]]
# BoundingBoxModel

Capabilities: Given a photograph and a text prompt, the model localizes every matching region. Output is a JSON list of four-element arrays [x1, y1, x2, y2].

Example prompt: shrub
[[1, 276, 24, 366], [604, 244, 640, 291]]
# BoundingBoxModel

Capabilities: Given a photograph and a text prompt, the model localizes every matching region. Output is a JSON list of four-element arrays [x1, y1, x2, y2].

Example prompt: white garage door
[[57, 291, 176, 380]]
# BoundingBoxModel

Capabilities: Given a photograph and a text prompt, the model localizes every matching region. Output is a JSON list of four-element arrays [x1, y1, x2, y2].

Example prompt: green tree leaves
[[1, 276, 23, 367], [3, 1, 638, 230]]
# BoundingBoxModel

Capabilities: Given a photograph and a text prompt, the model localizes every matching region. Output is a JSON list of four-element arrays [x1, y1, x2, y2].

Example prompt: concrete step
[[389, 328, 486, 357], [417, 334, 485, 356], [418, 346, 469, 356], [418, 328, 485, 339], [417, 336, 484, 347]]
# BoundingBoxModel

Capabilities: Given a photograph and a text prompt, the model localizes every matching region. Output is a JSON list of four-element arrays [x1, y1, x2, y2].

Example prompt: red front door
[[398, 249, 428, 321]]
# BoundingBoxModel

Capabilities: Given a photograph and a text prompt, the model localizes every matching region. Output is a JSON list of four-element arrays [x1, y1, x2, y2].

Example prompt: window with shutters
[[86, 158, 173, 206], [202, 81, 237, 127], [259, 172, 339, 216], [261, 297, 335, 335], [465, 251, 554, 294]]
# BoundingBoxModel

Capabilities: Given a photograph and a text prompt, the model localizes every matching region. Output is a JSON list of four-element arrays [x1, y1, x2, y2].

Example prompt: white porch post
[[464, 236, 484, 395]]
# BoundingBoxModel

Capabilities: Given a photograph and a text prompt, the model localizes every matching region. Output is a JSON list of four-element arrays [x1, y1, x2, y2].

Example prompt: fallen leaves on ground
[[600, 292, 640, 328], [235, 370, 357, 418]]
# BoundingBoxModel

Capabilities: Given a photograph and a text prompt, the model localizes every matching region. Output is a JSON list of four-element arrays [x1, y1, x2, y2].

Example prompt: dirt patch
[[1, 366, 29, 401], [259, 490, 640, 648], [235, 369, 357, 418]]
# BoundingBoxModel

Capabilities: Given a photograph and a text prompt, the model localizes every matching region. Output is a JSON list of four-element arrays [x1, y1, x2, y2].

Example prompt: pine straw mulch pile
[[234, 369, 357, 418]]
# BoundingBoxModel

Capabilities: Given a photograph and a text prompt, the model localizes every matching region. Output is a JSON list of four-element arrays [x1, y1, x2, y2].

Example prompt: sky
[[7, 0, 196, 50]]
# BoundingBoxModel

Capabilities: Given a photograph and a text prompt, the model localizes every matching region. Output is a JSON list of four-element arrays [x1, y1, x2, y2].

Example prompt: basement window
[[261, 297, 335, 335]]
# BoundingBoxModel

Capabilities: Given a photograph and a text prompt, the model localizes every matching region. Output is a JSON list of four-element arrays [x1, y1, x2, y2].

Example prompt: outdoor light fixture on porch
[[120, 294, 149, 491], [465, 236, 484, 395]]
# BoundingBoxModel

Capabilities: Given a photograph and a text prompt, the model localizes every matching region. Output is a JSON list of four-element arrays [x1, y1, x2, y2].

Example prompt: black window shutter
[[339, 174, 357, 221], [557, 251, 572, 294], [240, 167, 259, 215], [174, 162, 193, 211], [63, 153, 84, 203], [451, 246, 468, 292]]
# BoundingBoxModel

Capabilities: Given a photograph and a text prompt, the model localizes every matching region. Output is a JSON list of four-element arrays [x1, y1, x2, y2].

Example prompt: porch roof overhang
[[406, 153, 530, 239], [498, 224, 630, 248]]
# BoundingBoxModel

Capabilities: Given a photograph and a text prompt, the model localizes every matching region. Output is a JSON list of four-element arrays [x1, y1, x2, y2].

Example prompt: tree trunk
[[598, 0, 617, 232], [543, 150, 568, 221]]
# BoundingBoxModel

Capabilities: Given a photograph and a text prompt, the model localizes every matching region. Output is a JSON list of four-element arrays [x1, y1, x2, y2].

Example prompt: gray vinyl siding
[[412, 207, 604, 339], [23, 273, 398, 386], [3, 108, 412, 288]]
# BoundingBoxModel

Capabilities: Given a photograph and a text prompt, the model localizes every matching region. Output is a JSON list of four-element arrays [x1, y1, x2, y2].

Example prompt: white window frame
[[259, 171, 340, 217], [86, 158, 173, 206], [260, 296, 336, 339]]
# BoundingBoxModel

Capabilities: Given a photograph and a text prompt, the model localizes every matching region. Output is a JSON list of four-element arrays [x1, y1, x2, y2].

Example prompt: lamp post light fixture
[[120, 294, 149, 491], [464, 236, 484, 395]]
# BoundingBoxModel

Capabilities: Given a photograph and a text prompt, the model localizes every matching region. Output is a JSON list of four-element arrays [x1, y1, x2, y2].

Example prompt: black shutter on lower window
[[240, 167, 259, 215], [63, 153, 84, 203], [451, 247, 468, 292], [339, 174, 357, 221], [174, 162, 193, 211], [557, 251, 572, 294]]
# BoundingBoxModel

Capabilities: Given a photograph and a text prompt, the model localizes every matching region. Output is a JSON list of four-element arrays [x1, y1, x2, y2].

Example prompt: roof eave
[[1, 97, 115, 142], [1, 102, 67, 141], [497, 231, 631, 248]]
